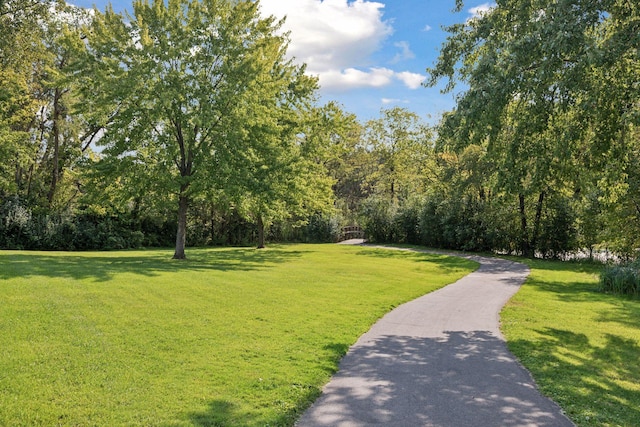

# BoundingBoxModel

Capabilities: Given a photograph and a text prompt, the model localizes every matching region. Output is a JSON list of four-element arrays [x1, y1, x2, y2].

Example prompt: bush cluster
[[1, 199, 342, 251], [599, 261, 640, 296], [358, 193, 580, 258], [0, 198, 174, 250]]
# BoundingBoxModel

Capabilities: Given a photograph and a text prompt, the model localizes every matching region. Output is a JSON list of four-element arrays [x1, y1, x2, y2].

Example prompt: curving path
[[296, 246, 574, 427]]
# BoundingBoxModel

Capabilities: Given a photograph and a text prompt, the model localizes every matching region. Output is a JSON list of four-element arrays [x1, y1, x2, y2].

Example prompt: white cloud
[[391, 41, 415, 64], [258, 0, 423, 92], [316, 68, 426, 92], [320, 67, 395, 91], [381, 98, 409, 105], [468, 2, 495, 19], [259, 0, 392, 73], [396, 71, 426, 89], [423, 24, 432, 32]]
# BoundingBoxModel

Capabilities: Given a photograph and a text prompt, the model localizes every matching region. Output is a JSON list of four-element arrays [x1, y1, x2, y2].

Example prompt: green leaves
[[75, 0, 320, 254], [427, 0, 640, 254]]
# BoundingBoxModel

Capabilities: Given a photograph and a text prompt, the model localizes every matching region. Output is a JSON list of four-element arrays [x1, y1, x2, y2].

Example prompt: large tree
[[228, 69, 330, 249], [363, 107, 432, 203], [427, 0, 639, 256], [1, 0, 99, 211], [77, 0, 314, 258], [0, 0, 48, 199]]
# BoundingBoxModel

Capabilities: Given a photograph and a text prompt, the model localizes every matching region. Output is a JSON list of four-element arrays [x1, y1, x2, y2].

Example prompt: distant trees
[[1, 0, 638, 260]]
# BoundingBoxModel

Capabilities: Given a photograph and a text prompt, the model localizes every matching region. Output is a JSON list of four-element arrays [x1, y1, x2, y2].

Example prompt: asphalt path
[[296, 246, 574, 427]]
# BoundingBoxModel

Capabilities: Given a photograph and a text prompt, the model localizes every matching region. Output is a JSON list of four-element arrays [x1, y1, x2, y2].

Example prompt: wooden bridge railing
[[339, 225, 365, 242]]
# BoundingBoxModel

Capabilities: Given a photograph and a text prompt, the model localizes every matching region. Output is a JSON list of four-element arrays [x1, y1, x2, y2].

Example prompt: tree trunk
[[173, 190, 189, 259], [530, 191, 546, 255], [257, 215, 265, 249], [518, 193, 531, 257], [47, 88, 63, 207]]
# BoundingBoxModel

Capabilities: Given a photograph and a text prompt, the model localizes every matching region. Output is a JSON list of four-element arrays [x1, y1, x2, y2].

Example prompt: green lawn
[[0, 244, 476, 426], [501, 259, 640, 427]]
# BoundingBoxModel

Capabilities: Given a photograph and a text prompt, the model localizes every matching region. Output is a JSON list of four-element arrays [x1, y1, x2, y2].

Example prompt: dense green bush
[[0, 198, 32, 249], [599, 261, 640, 296], [303, 213, 342, 243], [1, 197, 344, 251], [357, 192, 582, 257], [359, 196, 397, 243], [537, 197, 578, 259], [394, 199, 421, 245], [416, 194, 492, 252], [0, 198, 175, 250]]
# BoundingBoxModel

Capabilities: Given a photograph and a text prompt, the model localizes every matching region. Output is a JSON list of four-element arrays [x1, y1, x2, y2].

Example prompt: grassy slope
[[0, 244, 476, 426], [501, 259, 640, 427]]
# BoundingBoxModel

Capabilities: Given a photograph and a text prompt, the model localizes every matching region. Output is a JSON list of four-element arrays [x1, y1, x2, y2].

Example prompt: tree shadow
[[354, 246, 534, 288], [595, 299, 640, 329], [508, 328, 640, 426], [0, 246, 307, 282], [188, 400, 236, 427], [352, 247, 479, 274], [298, 331, 573, 426], [514, 260, 640, 328], [185, 391, 322, 427]]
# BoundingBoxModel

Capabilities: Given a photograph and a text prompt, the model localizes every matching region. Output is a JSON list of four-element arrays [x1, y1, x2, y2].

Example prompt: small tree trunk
[[257, 215, 265, 249], [530, 191, 546, 255], [518, 193, 531, 257], [173, 191, 189, 259], [48, 88, 63, 207]]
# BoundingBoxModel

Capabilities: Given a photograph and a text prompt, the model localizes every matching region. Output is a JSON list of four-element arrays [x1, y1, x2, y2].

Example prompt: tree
[[1, 0, 97, 211], [312, 102, 366, 220], [427, 0, 639, 256], [363, 107, 432, 203], [0, 0, 48, 200], [234, 98, 343, 249], [76, 0, 314, 258]]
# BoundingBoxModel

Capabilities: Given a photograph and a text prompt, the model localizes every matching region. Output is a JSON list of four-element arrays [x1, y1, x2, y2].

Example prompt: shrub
[[538, 197, 578, 259], [359, 196, 397, 243], [0, 198, 32, 249], [304, 213, 342, 243], [394, 199, 421, 245], [599, 260, 640, 296], [0, 198, 177, 251]]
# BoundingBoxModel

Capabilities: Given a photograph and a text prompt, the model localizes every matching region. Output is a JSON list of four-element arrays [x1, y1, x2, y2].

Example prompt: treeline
[[1, 0, 639, 260]]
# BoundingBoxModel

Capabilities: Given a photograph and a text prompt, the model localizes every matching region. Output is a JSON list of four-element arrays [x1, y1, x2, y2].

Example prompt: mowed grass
[[501, 259, 640, 427], [0, 244, 476, 426]]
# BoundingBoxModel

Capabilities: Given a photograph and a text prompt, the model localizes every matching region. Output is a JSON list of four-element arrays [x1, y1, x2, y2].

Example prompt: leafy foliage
[[600, 260, 640, 296]]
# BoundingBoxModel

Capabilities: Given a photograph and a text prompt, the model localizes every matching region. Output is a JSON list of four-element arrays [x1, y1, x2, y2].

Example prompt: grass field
[[0, 244, 476, 426], [501, 259, 640, 427]]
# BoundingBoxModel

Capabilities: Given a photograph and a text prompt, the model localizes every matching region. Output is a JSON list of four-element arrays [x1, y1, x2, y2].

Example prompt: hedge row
[[358, 193, 578, 258], [0, 199, 341, 251]]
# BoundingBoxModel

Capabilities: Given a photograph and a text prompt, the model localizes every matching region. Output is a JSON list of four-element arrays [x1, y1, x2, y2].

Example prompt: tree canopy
[[76, 0, 321, 258], [1, 0, 639, 261], [426, 0, 639, 256]]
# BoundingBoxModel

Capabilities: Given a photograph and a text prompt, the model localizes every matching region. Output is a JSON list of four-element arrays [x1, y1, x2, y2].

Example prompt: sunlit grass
[[0, 244, 476, 426], [501, 259, 640, 427]]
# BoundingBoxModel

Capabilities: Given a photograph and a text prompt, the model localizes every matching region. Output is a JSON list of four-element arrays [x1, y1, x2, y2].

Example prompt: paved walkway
[[297, 247, 574, 427]]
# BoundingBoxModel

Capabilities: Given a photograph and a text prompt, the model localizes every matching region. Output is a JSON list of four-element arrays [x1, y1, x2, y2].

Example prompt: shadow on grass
[[188, 400, 236, 427], [503, 258, 640, 425], [353, 247, 478, 273], [187, 391, 322, 427], [185, 342, 351, 426], [508, 328, 640, 426], [0, 246, 307, 282], [519, 259, 640, 321], [501, 257, 602, 300]]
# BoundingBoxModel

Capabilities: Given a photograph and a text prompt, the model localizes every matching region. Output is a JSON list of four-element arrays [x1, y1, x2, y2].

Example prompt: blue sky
[[70, 0, 494, 123]]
